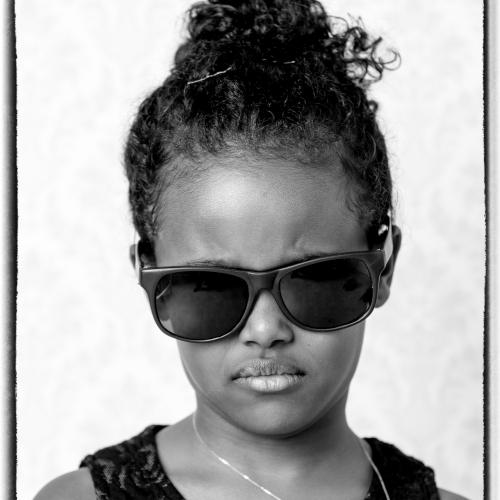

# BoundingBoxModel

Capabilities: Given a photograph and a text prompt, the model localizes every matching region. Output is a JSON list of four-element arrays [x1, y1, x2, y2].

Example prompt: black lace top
[[80, 425, 439, 499]]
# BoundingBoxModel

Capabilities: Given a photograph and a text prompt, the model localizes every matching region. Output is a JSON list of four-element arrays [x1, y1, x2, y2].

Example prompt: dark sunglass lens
[[154, 271, 249, 340], [280, 258, 373, 329]]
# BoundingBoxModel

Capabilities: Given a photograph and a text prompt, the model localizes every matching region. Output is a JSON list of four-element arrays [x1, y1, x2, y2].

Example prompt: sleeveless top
[[80, 425, 440, 499]]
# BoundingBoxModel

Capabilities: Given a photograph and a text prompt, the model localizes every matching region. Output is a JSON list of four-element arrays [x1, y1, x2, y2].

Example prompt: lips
[[232, 359, 305, 393], [234, 358, 305, 378]]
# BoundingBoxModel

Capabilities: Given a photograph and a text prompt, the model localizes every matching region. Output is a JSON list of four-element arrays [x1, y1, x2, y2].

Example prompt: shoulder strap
[[366, 438, 440, 500], [80, 425, 184, 500]]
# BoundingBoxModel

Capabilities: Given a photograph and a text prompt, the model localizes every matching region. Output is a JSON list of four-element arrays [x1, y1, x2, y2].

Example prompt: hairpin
[[186, 66, 233, 86]]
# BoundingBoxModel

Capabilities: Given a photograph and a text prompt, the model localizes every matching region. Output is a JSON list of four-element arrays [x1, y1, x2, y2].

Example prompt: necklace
[[191, 415, 390, 500]]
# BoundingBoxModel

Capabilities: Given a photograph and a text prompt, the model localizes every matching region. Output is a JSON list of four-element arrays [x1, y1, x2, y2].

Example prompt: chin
[[222, 396, 332, 438]]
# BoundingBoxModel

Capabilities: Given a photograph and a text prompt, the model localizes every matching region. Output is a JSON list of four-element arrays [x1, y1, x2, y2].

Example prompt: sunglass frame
[[135, 223, 393, 342]]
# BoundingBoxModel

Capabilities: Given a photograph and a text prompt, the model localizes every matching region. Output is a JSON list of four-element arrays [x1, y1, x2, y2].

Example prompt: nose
[[238, 290, 294, 348]]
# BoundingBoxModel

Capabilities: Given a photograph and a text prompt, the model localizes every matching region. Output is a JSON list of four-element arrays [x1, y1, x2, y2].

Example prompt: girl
[[35, 0, 467, 498]]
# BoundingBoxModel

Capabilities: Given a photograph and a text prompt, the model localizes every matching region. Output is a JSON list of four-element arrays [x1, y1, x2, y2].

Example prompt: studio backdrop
[[17, 1, 483, 499]]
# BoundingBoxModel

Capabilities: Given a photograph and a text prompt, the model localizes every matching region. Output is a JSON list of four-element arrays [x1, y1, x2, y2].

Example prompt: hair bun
[[177, 0, 399, 90], [187, 0, 330, 50]]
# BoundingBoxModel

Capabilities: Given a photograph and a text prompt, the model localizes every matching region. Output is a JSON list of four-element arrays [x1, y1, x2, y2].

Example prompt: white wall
[[17, 1, 483, 499]]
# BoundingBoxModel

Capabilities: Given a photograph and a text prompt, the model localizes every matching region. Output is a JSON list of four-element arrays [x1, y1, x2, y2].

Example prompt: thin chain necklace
[[191, 415, 390, 500]]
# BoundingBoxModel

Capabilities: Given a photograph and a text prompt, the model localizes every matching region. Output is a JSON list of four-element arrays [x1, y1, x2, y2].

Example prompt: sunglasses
[[134, 218, 393, 342]]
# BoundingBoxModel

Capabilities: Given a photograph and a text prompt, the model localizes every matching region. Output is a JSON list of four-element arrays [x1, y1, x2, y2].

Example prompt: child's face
[[154, 155, 369, 435]]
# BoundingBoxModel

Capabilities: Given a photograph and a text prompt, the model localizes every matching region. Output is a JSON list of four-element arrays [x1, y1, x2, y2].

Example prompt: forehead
[[154, 155, 367, 269]]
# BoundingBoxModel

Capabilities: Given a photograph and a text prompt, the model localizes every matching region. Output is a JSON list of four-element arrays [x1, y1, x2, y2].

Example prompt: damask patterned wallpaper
[[17, 1, 483, 499]]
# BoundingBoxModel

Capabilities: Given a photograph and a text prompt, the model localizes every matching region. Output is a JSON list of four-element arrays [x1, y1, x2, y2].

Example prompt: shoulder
[[33, 469, 95, 500], [367, 439, 469, 500], [438, 488, 470, 500], [367, 437, 435, 475], [34, 426, 169, 500], [79, 424, 166, 469], [366, 438, 438, 497]]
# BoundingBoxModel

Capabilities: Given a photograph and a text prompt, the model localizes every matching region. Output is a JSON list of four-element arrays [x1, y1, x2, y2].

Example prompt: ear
[[375, 224, 402, 307], [130, 241, 156, 269], [129, 244, 136, 269]]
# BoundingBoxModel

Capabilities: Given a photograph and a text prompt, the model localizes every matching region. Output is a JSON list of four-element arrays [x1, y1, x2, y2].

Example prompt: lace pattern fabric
[[80, 425, 439, 499]]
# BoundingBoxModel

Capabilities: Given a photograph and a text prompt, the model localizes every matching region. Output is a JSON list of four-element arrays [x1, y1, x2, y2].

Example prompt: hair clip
[[186, 66, 233, 86]]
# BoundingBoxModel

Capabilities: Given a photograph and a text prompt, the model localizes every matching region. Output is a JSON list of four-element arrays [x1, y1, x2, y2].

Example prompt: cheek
[[176, 341, 230, 392], [307, 325, 365, 381]]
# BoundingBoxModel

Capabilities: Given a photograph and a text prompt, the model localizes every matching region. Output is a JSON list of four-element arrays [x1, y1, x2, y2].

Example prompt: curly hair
[[124, 0, 400, 255]]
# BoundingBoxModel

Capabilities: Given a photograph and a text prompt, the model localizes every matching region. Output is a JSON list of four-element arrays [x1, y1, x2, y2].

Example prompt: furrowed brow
[[183, 258, 237, 267], [296, 251, 339, 262], [183, 251, 352, 270], [186, 251, 344, 268]]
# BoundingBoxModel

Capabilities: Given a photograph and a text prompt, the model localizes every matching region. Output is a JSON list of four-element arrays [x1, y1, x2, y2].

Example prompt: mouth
[[232, 359, 305, 393]]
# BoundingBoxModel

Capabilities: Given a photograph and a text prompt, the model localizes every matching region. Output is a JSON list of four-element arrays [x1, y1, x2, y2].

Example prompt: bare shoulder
[[33, 469, 95, 500], [438, 487, 470, 500]]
